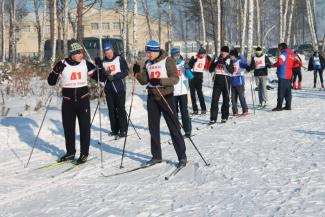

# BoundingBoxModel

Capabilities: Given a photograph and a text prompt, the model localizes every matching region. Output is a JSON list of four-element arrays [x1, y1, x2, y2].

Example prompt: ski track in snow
[[1, 69, 325, 216]]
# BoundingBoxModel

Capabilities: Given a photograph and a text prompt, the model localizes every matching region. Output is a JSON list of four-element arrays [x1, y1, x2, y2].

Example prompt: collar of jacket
[[66, 57, 82, 66], [149, 50, 167, 64], [104, 54, 117, 62]]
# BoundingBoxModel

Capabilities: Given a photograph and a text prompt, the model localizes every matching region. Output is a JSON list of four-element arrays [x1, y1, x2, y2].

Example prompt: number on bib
[[70, 72, 81, 80], [150, 71, 161, 79], [107, 65, 116, 72]]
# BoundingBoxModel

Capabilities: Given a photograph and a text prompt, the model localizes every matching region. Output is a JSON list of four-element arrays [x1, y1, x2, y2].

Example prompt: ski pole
[[90, 79, 108, 128], [249, 72, 256, 115], [125, 111, 141, 140], [95, 62, 104, 168], [25, 95, 53, 168], [155, 87, 210, 166], [120, 75, 137, 168]]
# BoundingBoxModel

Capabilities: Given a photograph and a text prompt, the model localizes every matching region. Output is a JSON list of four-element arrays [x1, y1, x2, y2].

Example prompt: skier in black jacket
[[47, 39, 99, 164], [95, 42, 129, 138]]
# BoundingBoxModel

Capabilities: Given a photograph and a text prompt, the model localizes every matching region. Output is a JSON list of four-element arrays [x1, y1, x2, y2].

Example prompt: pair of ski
[[34, 157, 96, 178], [101, 160, 185, 180]]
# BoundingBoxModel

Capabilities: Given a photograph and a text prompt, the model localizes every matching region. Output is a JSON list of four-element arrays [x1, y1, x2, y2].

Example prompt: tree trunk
[[306, 0, 318, 50], [141, 0, 152, 40], [68, 11, 76, 38], [50, 0, 57, 66], [279, 0, 283, 42], [62, 0, 70, 57], [282, 0, 289, 42], [98, 0, 103, 59], [77, 0, 83, 42], [39, 0, 47, 62], [255, 0, 261, 45], [286, 0, 295, 46], [33, 0, 42, 61], [216, 0, 221, 55], [209, 0, 218, 54], [56, 0, 62, 59], [199, 0, 206, 48], [9, 0, 16, 65], [133, 0, 138, 60], [123, 0, 128, 57], [240, 0, 247, 53], [321, 33, 325, 53], [157, 0, 162, 44], [168, 0, 172, 51], [247, 0, 254, 63], [1, 0, 5, 62]]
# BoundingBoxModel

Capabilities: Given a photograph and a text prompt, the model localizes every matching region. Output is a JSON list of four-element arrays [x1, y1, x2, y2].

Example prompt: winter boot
[[58, 153, 75, 162], [298, 82, 302, 89], [145, 158, 162, 166], [75, 154, 88, 165], [177, 158, 187, 168]]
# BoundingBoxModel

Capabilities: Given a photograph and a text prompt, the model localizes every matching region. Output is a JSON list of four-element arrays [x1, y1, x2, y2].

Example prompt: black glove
[[218, 56, 225, 64], [133, 63, 141, 74], [105, 70, 114, 81], [149, 78, 161, 86], [53, 61, 66, 74], [95, 57, 103, 68]]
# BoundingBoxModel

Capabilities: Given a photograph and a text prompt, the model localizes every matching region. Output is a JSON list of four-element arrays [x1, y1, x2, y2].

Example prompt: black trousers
[[292, 68, 302, 83], [210, 75, 231, 121], [189, 73, 206, 112], [231, 85, 248, 114], [174, 94, 192, 135], [277, 78, 292, 109], [147, 94, 187, 161], [314, 69, 324, 84], [62, 97, 90, 156], [105, 90, 128, 134]]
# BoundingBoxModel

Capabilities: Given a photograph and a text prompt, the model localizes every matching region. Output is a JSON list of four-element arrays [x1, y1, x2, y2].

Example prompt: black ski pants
[[210, 75, 231, 121], [174, 94, 192, 135], [231, 85, 248, 115], [189, 73, 206, 112], [277, 78, 292, 109]]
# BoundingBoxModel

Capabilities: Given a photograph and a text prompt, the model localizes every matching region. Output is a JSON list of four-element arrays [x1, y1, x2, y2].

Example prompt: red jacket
[[292, 53, 302, 69]]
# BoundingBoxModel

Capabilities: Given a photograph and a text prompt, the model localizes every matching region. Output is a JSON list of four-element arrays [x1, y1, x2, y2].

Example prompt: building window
[[45, 25, 50, 33], [102, 23, 110, 30], [21, 25, 31, 32], [113, 22, 120, 30], [91, 23, 99, 30]]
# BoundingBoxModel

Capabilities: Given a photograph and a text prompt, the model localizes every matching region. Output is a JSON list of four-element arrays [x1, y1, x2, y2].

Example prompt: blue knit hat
[[103, 42, 113, 52], [145, 40, 160, 52], [171, 48, 180, 57]]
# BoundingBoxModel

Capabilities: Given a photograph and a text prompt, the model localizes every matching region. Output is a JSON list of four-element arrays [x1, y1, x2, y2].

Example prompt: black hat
[[278, 43, 288, 51], [230, 49, 239, 58], [256, 46, 262, 51], [221, 46, 230, 53], [69, 39, 83, 56], [198, 47, 206, 54]]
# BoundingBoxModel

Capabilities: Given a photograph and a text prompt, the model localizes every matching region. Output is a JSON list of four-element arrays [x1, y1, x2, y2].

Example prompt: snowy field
[[1, 67, 325, 217]]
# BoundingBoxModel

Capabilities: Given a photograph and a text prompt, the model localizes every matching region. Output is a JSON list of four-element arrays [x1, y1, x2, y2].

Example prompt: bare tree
[[240, 0, 247, 53], [76, 0, 83, 42], [198, 0, 206, 47], [306, 0, 318, 50], [247, 0, 254, 63], [133, 0, 138, 59], [50, 0, 57, 66], [33, 0, 42, 61], [255, 0, 261, 45], [39, 0, 47, 62], [1, 0, 5, 62], [62, 0, 70, 57], [286, 0, 295, 46], [123, 0, 128, 56], [321, 33, 325, 53], [141, 0, 152, 40], [9, 0, 16, 65], [98, 0, 103, 59]]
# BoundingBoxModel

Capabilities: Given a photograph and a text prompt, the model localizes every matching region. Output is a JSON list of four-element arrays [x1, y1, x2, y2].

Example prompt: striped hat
[[69, 39, 83, 56], [145, 40, 160, 52]]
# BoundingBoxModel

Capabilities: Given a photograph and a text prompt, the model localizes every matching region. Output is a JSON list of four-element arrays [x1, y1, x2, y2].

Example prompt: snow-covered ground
[[1, 67, 325, 217]]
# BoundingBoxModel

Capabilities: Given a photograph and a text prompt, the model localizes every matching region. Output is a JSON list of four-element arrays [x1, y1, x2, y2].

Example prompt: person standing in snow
[[47, 39, 99, 164], [171, 47, 193, 138], [229, 49, 249, 116], [308, 51, 325, 89], [95, 42, 129, 138], [272, 43, 294, 111], [249, 46, 272, 108], [209, 46, 234, 124], [132, 40, 187, 167], [291, 50, 303, 90], [188, 47, 211, 115]]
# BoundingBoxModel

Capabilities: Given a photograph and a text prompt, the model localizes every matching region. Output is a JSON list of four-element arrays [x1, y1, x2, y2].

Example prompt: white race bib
[[193, 57, 206, 72], [103, 56, 122, 75], [174, 60, 188, 96], [254, 55, 266, 69], [146, 58, 168, 88], [60, 60, 89, 88]]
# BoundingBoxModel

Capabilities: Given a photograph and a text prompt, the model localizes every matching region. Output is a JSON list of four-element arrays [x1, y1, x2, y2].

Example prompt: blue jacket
[[231, 56, 248, 87]]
